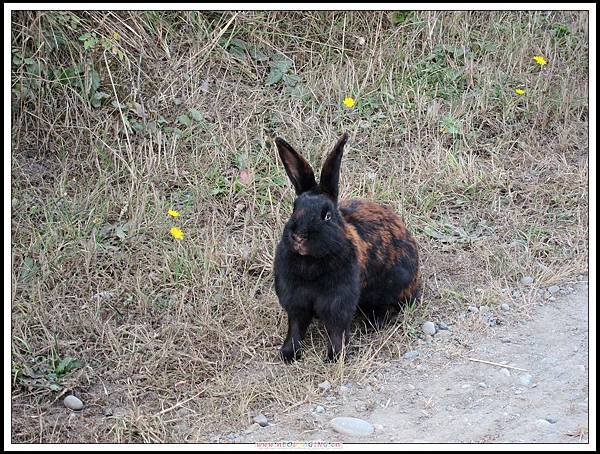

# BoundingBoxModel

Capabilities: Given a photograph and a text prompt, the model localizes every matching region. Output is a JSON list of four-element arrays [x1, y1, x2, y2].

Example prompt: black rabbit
[[273, 133, 421, 363]]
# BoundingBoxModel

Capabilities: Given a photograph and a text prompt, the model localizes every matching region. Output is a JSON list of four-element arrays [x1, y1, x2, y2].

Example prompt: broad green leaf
[[131, 120, 145, 132], [91, 91, 109, 108], [440, 115, 461, 135], [83, 36, 99, 50], [177, 114, 192, 126], [88, 69, 101, 95], [228, 46, 246, 59], [20, 257, 37, 282], [189, 108, 203, 122], [265, 66, 284, 86], [283, 74, 300, 87], [229, 38, 248, 50], [55, 357, 81, 376], [272, 54, 293, 73], [115, 224, 128, 240], [250, 48, 269, 62], [391, 11, 413, 26]]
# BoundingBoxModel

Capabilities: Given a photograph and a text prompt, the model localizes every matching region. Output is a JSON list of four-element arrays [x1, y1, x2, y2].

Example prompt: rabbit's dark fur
[[274, 133, 421, 363]]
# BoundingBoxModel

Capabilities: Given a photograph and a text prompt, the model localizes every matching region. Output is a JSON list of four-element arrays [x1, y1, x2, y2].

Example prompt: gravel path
[[237, 282, 589, 444]]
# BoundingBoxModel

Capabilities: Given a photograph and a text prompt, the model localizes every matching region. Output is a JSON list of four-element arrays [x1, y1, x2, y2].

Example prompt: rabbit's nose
[[292, 233, 305, 244]]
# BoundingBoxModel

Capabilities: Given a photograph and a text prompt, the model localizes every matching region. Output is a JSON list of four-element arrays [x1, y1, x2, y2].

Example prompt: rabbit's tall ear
[[319, 133, 349, 203], [275, 137, 317, 195]]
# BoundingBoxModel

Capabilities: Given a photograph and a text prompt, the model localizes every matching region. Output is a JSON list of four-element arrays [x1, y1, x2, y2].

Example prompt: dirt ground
[[235, 281, 590, 444]]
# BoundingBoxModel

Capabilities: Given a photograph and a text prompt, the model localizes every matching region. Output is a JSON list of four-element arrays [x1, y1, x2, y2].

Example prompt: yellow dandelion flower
[[113, 32, 121, 41], [533, 55, 547, 66], [170, 226, 185, 240], [343, 97, 356, 108], [168, 209, 181, 218], [515, 88, 525, 95]]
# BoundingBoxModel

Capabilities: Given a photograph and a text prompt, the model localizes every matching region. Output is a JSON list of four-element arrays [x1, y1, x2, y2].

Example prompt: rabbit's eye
[[324, 211, 331, 221]]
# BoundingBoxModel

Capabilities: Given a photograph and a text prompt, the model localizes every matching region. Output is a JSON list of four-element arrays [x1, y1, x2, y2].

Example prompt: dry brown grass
[[10, 10, 588, 443]]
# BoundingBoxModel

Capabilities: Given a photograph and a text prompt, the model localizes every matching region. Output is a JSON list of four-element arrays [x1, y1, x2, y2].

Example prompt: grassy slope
[[11, 10, 588, 442]]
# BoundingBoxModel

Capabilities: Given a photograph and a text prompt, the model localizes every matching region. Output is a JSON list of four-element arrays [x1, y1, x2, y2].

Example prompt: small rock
[[318, 380, 331, 392], [535, 419, 554, 430], [330, 417, 374, 437], [520, 276, 534, 285], [315, 405, 325, 414], [253, 414, 269, 427], [403, 351, 420, 360], [374, 423, 384, 432], [544, 417, 558, 424], [512, 290, 521, 298], [468, 305, 479, 313], [478, 382, 487, 388], [64, 395, 83, 411], [548, 285, 560, 294], [549, 296, 556, 302], [577, 274, 585, 281], [479, 305, 490, 314], [461, 384, 471, 389], [500, 368, 511, 377], [501, 303, 510, 311], [422, 321, 436, 336], [438, 322, 450, 330], [436, 330, 451, 339], [338, 385, 349, 394], [519, 373, 533, 387]]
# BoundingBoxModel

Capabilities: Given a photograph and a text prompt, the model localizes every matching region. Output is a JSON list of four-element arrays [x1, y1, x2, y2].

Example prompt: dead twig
[[467, 357, 528, 372]]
